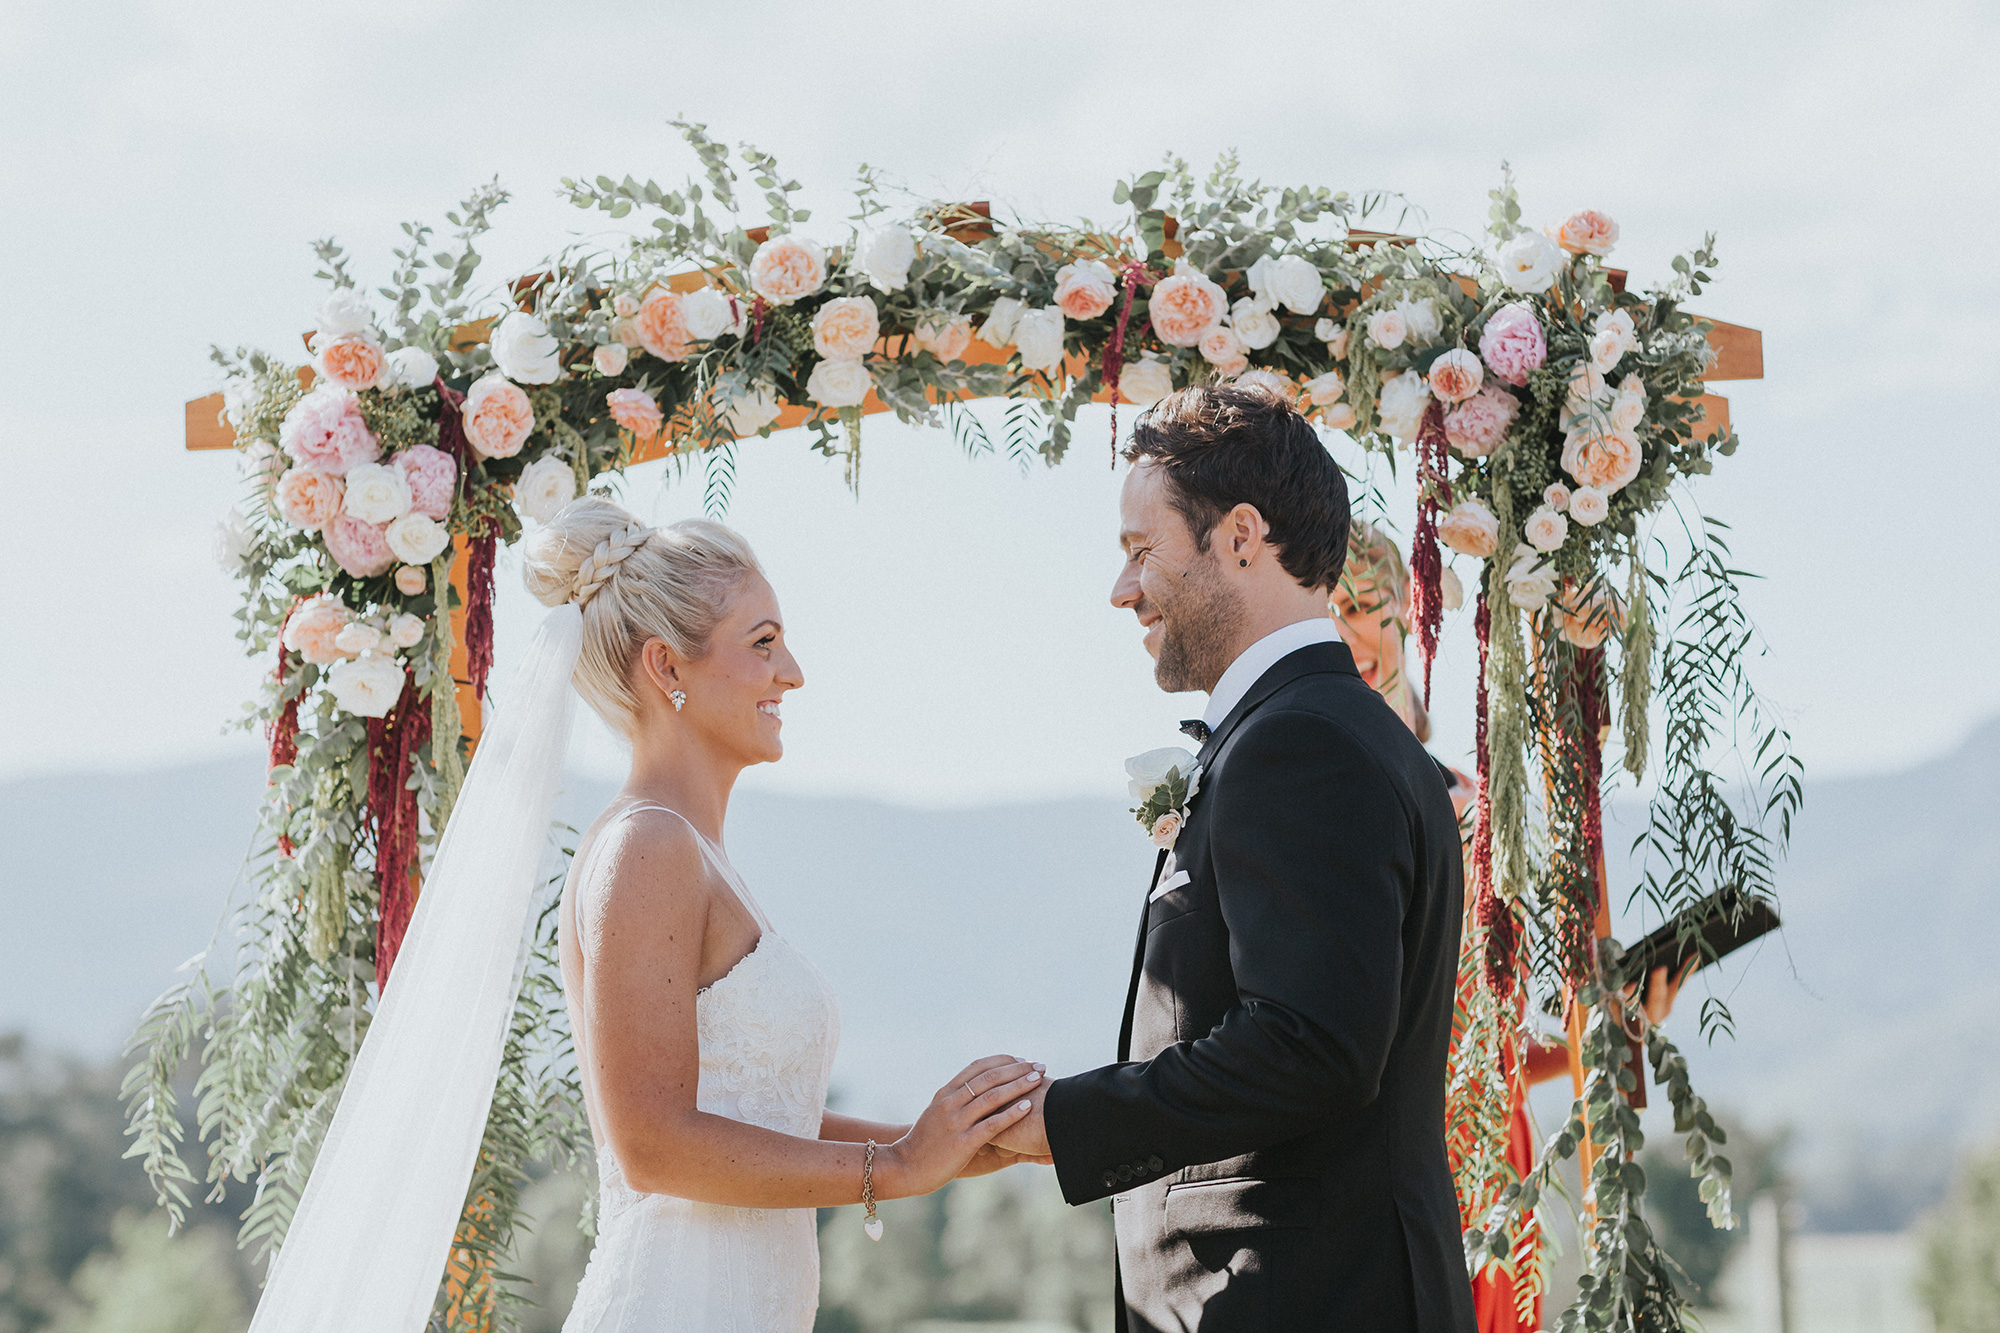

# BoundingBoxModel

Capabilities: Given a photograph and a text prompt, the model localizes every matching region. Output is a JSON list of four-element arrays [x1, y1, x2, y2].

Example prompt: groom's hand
[[985, 1073, 1051, 1159]]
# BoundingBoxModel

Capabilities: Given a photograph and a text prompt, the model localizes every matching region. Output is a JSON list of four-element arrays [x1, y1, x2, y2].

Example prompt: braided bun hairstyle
[[522, 494, 764, 736]]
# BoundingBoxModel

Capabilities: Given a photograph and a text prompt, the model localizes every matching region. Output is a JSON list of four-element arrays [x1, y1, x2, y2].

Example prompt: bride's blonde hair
[[522, 494, 763, 736]]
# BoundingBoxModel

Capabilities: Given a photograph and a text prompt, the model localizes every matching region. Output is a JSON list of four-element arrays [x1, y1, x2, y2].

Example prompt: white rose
[[1119, 356, 1174, 406], [1524, 505, 1570, 553], [1013, 306, 1067, 372], [980, 296, 1025, 347], [1149, 811, 1185, 848], [489, 311, 563, 385], [681, 287, 737, 341], [1569, 485, 1610, 526], [221, 377, 253, 428], [327, 653, 406, 719], [387, 613, 426, 649], [1248, 253, 1326, 316], [1376, 371, 1433, 442], [1611, 373, 1648, 431], [334, 622, 384, 655], [213, 507, 251, 573], [806, 357, 872, 409], [384, 511, 449, 565], [1366, 308, 1408, 350], [1125, 746, 1198, 803], [1498, 231, 1565, 294], [1236, 369, 1291, 399], [1594, 307, 1640, 356], [1395, 297, 1443, 345], [1316, 319, 1352, 359], [1230, 298, 1281, 350], [1589, 327, 1627, 373], [341, 462, 413, 523], [722, 383, 785, 436], [853, 224, 918, 292], [1544, 482, 1573, 511], [1505, 544, 1559, 611], [612, 292, 639, 318], [386, 346, 440, 390], [1306, 370, 1345, 405], [315, 288, 373, 337], [516, 455, 578, 523], [593, 344, 629, 377]]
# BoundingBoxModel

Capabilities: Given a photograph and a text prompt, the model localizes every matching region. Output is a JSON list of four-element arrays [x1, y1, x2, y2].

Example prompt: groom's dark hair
[[1123, 384, 1350, 591]]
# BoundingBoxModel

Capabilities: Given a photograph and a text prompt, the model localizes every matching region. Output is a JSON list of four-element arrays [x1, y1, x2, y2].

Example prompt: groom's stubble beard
[[1149, 547, 1245, 695]]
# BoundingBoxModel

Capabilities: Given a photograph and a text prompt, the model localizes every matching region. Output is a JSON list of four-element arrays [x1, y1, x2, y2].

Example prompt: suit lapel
[[1117, 848, 1167, 1062]]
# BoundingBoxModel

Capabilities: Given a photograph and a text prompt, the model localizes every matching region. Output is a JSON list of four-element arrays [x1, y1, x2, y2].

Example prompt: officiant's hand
[[984, 1072, 1051, 1159], [876, 1056, 1044, 1199]]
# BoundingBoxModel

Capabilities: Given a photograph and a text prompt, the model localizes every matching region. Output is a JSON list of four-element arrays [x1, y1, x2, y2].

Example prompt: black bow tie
[[1180, 719, 1211, 744]]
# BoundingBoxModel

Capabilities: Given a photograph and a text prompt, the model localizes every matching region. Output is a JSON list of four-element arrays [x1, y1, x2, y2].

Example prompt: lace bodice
[[562, 805, 840, 1333]]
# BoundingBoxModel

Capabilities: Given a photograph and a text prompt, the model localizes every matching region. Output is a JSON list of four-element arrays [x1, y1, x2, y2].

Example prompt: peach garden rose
[[634, 290, 692, 362], [1551, 209, 1619, 257], [811, 296, 880, 361], [1569, 485, 1610, 526], [282, 593, 353, 665], [316, 333, 385, 391], [462, 374, 535, 459], [275, 467, 344, 531], [747, 235, 827, 305], [1148, 262, 1227, 347], [606, 387, 664, 442], [1437, 499, 1500, 559], [1427, 349, 1483, 404], [913, 315, 973, 363], [1053, 258, 1117, 321]]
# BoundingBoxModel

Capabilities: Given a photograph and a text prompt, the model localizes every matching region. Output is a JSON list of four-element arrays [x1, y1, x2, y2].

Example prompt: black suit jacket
[[1044, 641, 1476, 1333]]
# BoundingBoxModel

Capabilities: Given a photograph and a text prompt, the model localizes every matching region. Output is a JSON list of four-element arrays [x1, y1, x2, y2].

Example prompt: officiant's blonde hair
[[523, 494, 763, 736]]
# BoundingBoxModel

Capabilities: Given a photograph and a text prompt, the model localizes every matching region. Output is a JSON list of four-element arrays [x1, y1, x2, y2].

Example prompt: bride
[[244, 495, 1043, 1333]]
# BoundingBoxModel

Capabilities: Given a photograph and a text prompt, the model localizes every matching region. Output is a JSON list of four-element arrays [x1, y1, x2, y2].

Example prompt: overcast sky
[[2, 0, 1995, 807]]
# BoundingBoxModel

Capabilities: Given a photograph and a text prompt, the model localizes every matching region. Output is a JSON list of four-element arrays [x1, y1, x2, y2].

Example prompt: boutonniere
[[1125, 746, 1202, 849]]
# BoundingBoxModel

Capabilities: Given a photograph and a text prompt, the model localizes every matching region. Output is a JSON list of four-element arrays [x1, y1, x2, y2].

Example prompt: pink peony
[[462, 373, 535, 459], [274, 467, 345, 531], [1478, 304, 1547, 387], [1428, 349, 1484, 403], [279, 386, 381, 476], [634, 290, 692, 362], [1443, 385, 1520, 458], [1551, 210, 1620, 257], [282, 594, 354, 665], [607, 387, 664, 442], [323, 513, 397, 578], [316, 333, 385, 391], [1053, 258, 1118, 321], [393, 444, 457, 520], [1148, 266, 1227, 347]]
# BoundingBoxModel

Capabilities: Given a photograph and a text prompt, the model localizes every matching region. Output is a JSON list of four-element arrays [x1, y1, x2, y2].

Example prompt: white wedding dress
[[560, 803, 841, 1333]]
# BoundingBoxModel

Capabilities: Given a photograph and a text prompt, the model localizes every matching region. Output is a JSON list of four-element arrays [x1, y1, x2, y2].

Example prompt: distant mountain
[[5, 719, 1993, 1231]]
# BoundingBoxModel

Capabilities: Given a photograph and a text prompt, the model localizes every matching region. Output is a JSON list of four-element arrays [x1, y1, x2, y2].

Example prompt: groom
[[997, 385, 1476, 1330]]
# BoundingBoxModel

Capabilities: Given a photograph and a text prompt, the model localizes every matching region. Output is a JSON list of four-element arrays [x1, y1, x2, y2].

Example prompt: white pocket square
[[1150, 870, 1192, 901]]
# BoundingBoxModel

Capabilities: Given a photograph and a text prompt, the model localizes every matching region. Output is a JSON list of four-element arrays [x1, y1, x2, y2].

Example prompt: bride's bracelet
[[861, 1141, 884, 1241]]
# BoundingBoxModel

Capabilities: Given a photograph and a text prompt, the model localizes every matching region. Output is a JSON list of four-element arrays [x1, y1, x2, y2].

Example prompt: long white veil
[[248, 604, 583, 1333]]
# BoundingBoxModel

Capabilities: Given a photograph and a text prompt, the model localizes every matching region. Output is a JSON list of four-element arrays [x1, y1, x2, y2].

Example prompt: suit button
[[1102, 1171, 1118, 1189], [1148, 1155, 1164, 1173], [1117, 1165, 1134, 1182]]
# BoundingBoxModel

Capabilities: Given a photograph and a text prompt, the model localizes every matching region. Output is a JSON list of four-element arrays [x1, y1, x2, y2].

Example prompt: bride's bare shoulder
[[577, 805, 713, 917]]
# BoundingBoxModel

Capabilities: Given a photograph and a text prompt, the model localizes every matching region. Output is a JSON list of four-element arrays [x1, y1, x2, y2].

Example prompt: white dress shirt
[[1200, 616, 1344, 732]]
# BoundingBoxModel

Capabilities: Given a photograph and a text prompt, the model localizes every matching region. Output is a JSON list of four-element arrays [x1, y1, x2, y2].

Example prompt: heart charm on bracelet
[[863, 1215, 884, 1242]]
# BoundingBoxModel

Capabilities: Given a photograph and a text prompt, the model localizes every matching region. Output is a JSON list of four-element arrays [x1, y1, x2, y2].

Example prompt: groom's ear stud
[[1239, 559, 1247, 567]]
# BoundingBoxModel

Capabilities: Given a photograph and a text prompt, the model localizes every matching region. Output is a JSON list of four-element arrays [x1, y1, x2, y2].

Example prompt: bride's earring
[[670, 689, 687, 713]]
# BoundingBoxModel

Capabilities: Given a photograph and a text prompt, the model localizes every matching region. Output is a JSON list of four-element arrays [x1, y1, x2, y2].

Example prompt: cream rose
[[913, 315, 973, 362], [1437, 499, 1500, 559], [1249, 253, 1325, 315], [1594, 308, 1639, 355], [748, 235, 827, 305], [385, 346, 439, 390], [283, 594, 353, 665], [1544, 482, 1572, 512], [1524, 505, 1569, 553], [1428, 349, 1484, 404], [1498, 231, 1565, 294], [722, 383, 785, 436], [1305, 370, 1345, 406], [275, 467, 344, 531], [1589, 327, 1627, 374], [489, 311, 562, 384], [333, 622, 384, 656], [384, 511, 450, 565], [516, 455, 577, 524], [811, 296, 881, 361], [328, 654, 406, 719], [1395, 297, 1443, 346], [681, 286, 742, 342], [593, 343, 629, 377], [853, 225, 917, 293], [612, 292, 639, 318], [315, 288, 373, 338], [461, 373, 535, 459], [1504, 544, 1558, 611], [1230, 298, 1281, 351], [1054, 258, 1118, 321], [1440, 565, 1465, 613], [1366, 308, 1408, 350], [1316, 321, 1351, 359], [1198, 327, 1247, 378], [1574, 428, 1644, 494], [1376, 371, 1432, 442], [395, 565, 428, 595], [1148, 261, 1227, 347], [1119, 356, 1174, 406], [806, 357, 872, 409], [1013, 306, 1067, 372], [1321, 403, 1358, 430], [980, 296, 1025, 348], [612, 317, 641, 348], [1236, 369, 1291, 400], [387, 613, 425, 649], [341, 461, 414, 524], [1611, 373, 1648, 431], [1149, 811, 1185, 848], [1569, 485, 1610, 526]]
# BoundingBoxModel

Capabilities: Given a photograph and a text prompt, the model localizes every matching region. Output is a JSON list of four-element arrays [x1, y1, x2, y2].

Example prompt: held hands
[[875, 1056, 1044, 1200]]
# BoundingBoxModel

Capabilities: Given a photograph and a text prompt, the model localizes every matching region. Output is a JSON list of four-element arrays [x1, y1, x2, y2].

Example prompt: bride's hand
[[875, 1056, 1043, 1199]]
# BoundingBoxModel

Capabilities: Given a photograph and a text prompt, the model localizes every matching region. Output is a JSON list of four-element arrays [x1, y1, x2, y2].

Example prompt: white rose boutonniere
[[1126, 746, 1202, 848]]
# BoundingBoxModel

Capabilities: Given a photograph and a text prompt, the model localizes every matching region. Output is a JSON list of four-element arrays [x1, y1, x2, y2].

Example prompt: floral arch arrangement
[[137, 122, 1792, 1333]]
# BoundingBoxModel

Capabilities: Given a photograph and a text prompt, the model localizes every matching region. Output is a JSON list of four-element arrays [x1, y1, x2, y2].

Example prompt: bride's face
[[664, 573, 803, 766]]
